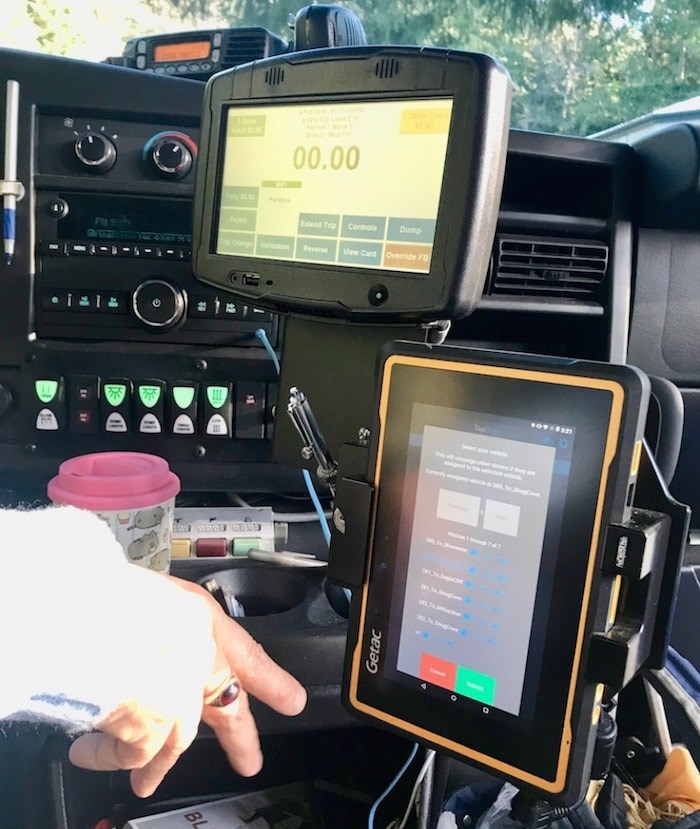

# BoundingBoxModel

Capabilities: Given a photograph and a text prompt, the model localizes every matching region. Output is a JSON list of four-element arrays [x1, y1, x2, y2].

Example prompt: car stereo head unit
[[193, 46, 511, 322], [336, 342, 653, 804]]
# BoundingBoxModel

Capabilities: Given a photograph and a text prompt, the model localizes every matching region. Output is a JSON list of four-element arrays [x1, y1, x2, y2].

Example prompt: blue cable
[[255, 326, 280, 374], [255, 326, 333, 547], [368, 742, 419, 829]]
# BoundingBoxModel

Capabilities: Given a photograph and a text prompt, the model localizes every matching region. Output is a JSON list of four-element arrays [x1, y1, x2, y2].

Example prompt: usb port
[[242, 273, 260, 287]]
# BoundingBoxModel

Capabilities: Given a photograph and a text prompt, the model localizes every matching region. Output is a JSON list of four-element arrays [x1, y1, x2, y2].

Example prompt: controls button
[[41, 289, 71, 311], [40, 241, 67, 256], [75, 292, 98, 311], [247, 306, 272, 322], [189, 296, 219, 318], [136, 55, 146, 69], [171, 382, 198, 435], [35, 379, 59, 404], [139, 413, 162, 433], [161, 247, 182, 260], [207, 386, 228, 409], [233, 537, 262, 556], [103, 382, 128, 408], [138, 245, 160, 258], [132, 279, 185, 329], [105, 412, 128, 432], [200, 62, 212, 71], [69, 242, 94, 256], [171, 538, 191, 559], [98, 292, 128, 313], [173, 413, 195, 434], [36, 408, 59, 430], [94, 243, 116, 256], [138, 384, 162, 408], [213, 32, 222, 46], [177, 64, 188, 73], [166, 65, 176, 74], [115, 244, 137, 257], [135, 379, 166, 434], [173, 386, 196, 409], [47, 198, 69, 219], [219, 299, 244, 319], [101, 377, 132, 434], [205, 414, 229, 436], [69, 375, 99, 434], [33, 378, 66, 431], [136, 39, 147, 53], [211, 49, 221, 63], [235, 382, 266, 439], [154, 67, 165, 74], [196, 538, 228, 557], [74, 132, 117, 174]]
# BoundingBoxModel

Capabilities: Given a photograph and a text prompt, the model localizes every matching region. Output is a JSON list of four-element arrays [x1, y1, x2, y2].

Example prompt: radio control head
[[74, 132, 117, 173], [144, 131, 198, 179], [132, 279, 186, 329]]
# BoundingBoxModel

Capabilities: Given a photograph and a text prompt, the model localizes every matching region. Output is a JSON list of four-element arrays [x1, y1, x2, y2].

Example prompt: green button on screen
[[103, 384, 127, 407], [173, 387, 195, 409], [139, 385, 162, 408], [35, 380, 58, 403], [207, 386, 228, 409], [455, 666, 496, 705]]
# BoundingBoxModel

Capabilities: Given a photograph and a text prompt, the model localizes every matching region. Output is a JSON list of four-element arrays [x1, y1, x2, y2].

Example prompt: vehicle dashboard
[[0, 43, 697, 829]]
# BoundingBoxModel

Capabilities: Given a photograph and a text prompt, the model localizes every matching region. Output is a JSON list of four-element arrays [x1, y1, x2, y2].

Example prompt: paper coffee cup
[[47, 452, 180, 574]]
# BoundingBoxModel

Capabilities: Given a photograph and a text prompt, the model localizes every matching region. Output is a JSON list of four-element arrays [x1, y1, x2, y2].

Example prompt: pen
[[3, 80, 20, 266]]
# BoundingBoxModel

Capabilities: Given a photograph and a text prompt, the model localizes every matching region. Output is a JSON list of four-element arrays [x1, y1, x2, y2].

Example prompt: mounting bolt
[[194, 445, 206, 458], [194, 359, 208, 371]]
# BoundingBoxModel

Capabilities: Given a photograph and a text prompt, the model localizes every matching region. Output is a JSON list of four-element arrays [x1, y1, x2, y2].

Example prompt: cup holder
[[200, 566, 311, 617]]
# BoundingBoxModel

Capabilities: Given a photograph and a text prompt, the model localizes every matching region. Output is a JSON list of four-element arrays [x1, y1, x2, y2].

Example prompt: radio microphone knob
[[132, 279, 186, 330], [74, 132, 117, 173], [147, 133, 197, 179]]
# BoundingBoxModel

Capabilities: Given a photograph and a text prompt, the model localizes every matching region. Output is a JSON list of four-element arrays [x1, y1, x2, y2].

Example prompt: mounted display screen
[[153, 40, 210, 63], [193, 46, 511, 321], [343, 344, 648, 802], [215, 98, 452, 275]]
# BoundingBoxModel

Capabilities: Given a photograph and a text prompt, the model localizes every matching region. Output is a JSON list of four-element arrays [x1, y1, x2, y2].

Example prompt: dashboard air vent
[[490, 235, 608, 300], [223, 30, 275, 68]]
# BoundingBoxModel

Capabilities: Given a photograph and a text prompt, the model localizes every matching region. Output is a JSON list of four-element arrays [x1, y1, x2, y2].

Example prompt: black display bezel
[[345, 348, 647, 798], [193, 46, 511, 322]]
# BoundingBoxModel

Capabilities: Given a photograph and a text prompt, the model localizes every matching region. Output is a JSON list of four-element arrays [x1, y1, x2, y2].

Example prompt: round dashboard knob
[[74, 132, 117, 173], [144, 132, 197, 180], [132, 279, 186, 329]]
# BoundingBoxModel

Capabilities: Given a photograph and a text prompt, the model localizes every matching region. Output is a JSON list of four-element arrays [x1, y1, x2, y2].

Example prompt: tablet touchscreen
[[345, 346, 648, 799]]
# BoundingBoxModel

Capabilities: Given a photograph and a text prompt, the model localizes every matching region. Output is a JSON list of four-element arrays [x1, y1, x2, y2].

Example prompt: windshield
[[6, 0, 699, 136]]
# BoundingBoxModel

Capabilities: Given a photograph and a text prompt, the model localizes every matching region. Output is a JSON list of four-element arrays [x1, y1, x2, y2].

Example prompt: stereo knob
[[132, 279, 186, 330], [144, 132, 197, 180], [74, 132, 117, 173]]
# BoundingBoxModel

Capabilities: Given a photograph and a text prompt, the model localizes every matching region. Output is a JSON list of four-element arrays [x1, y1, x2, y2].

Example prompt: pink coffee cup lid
[[47, 452, 180, 511]]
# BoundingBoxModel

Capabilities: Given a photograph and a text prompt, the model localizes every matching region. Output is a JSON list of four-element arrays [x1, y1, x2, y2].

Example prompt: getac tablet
[[343, 343, 649, 803]]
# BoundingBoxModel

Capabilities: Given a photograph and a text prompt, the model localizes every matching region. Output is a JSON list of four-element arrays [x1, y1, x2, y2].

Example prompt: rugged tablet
[[193, 46, 510, 322], [342, 343, 650, 803]]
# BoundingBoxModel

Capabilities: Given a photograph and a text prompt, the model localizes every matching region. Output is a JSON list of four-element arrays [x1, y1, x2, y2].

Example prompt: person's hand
[[68, 573, 306, 797]]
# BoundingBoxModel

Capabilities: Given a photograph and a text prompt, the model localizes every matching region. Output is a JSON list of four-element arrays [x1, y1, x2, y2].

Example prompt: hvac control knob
[[132, 279, 186, 330], [74, 132, 117, 173], [144, 132, 197, 180]]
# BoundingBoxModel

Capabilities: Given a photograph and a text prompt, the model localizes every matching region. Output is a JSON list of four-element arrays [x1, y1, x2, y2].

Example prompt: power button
[[132, 279, 185, 329]]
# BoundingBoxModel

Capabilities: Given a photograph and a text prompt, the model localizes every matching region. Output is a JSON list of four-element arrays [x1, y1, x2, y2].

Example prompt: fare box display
[[216, 99, 452, 274]]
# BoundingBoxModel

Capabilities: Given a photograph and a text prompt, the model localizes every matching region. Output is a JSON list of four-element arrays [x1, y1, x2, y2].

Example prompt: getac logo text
[[365, 628, 382, 674]]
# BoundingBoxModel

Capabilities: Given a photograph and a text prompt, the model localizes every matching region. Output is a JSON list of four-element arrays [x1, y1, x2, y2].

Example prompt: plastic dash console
[[193, 46, 511, 322], [329, 343, 689, 805]]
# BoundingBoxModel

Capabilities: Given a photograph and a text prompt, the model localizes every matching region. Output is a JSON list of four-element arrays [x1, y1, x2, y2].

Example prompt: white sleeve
[[0, 505, 211, 732]]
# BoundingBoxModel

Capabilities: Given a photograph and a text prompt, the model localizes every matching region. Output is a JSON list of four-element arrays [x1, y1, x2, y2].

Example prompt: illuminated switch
[[69, 375, 99, 434], [196, 537, 228, 557], [100, 378, 132, 433], [170, 382, 198, 435], [33, 377, 66, 431], [235, 382, 266, 439], [203, 383, 232, 437], [233, 537, 262, 557], [134, 379, 166, 434]]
